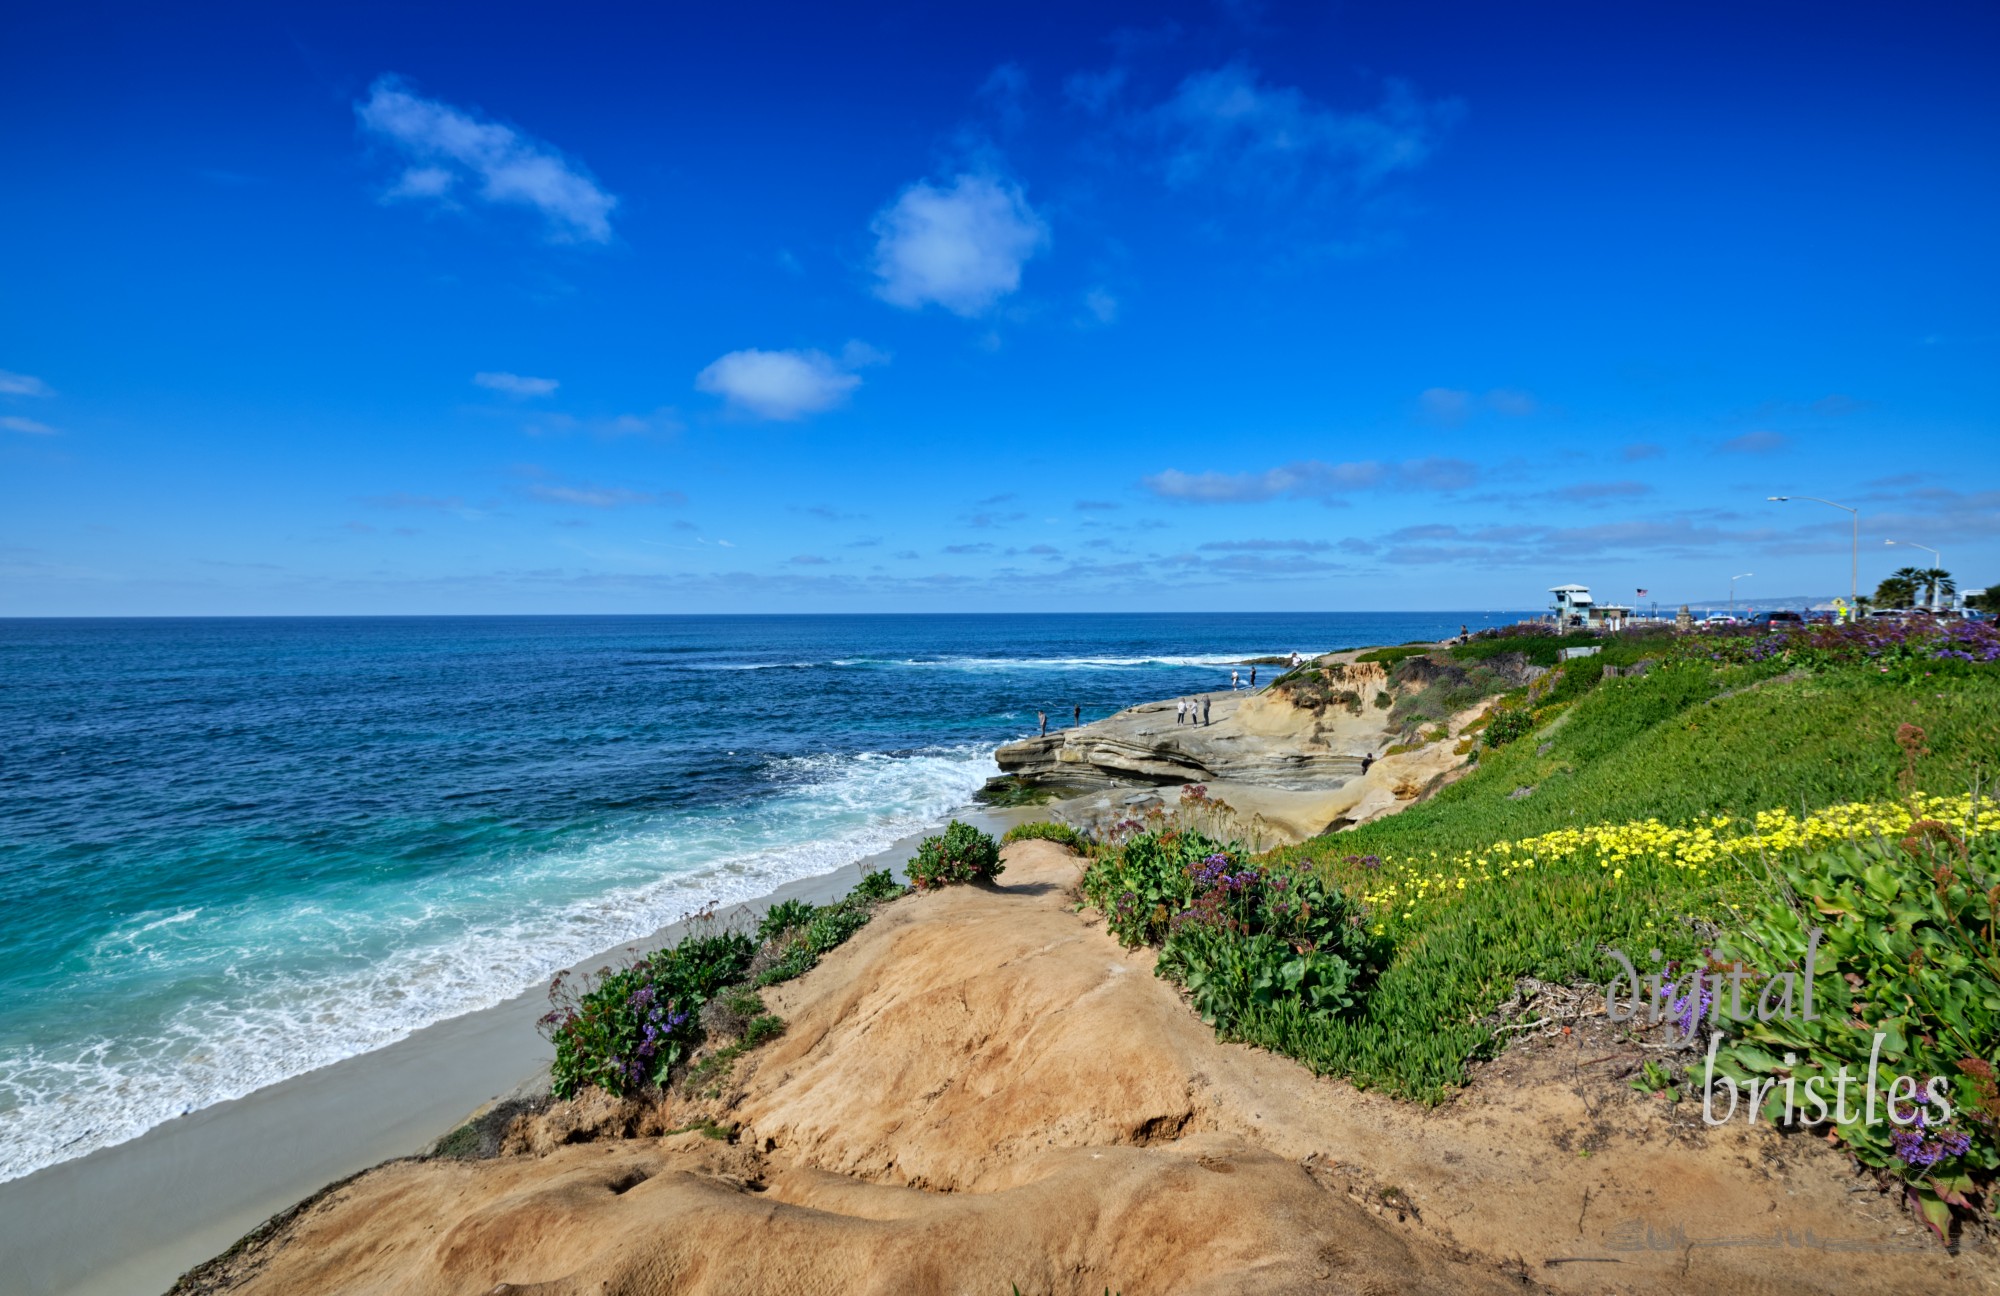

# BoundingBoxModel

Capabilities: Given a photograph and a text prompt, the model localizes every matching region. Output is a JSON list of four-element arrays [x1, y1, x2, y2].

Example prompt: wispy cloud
[[0, 370, 54, 398], [1197, 538, 1334, 552], [869, 172, 1049, 316], [1553, 480, 1652, 502], [695, 347, 867, 421], [1075, 499, 1121, 511], [356, 75, 617, 243], [0, 416, 59, 436], [1143, 456, 1478, 503], [527, 482, 681, 510], [1622, 443, 1664, 461], [1151, 63, 1459, 199], [474, 371, 558, 398], [521, 408, 683, 440], [1720, 430, 1790, 455], [1420, 386, 1537, 425]]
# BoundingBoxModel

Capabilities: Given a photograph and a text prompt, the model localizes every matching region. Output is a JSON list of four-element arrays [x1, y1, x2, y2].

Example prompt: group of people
[[1175, 696, 1211, 726]]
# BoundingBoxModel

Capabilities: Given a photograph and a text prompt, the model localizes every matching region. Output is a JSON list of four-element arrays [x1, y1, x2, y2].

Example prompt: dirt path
[[185, 841, 1993, 1295]]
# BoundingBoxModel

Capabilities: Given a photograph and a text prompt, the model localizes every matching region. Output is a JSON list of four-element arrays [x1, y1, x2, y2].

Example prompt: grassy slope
[[1240, 664, 2000, 1101], [1321, 662, 2000, 862]]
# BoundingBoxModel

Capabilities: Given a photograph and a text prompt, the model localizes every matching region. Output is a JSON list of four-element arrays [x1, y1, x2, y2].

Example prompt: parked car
[[1702, 613, 1740, 626], [1756, 610, 1805, 628]]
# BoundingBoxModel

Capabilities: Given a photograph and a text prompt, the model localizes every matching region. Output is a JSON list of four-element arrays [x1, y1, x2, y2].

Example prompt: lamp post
[[1885, 539, 1942, 611], [1730, 572, 1753, 616], [1769, 495, 1858, 611]]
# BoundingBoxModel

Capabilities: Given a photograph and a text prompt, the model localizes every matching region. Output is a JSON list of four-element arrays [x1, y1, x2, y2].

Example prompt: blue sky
[[3, 0, 1996, 615]]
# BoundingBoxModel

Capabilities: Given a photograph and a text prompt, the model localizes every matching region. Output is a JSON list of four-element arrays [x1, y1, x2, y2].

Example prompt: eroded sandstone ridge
[[180, 841, 1971, 1296], [993, 665, 1391, 791]]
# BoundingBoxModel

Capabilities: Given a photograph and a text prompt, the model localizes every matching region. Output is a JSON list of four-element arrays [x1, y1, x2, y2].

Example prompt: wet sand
[[0, 806, 1035, 1296]]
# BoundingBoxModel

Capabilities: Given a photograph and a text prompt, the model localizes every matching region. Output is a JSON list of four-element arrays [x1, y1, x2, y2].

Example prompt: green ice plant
[[1710, 827, 1999, 1238]]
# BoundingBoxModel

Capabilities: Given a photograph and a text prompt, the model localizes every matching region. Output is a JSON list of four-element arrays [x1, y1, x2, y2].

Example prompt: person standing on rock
[[1250, 666, 1257, 688], [1360, 751, 1376, 774], [1202, 696, 1211, 726], [1073, 703, 1081, 728], [1175, 698, 1186, 726], [1230, 669, 1240, 690], [1038, 710, 1047, 736]]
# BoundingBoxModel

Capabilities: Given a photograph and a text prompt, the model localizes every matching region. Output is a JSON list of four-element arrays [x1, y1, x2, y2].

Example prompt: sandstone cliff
[[180, 842, 1968, 1296]]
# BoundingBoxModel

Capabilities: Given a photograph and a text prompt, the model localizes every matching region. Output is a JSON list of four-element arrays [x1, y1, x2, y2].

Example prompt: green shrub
[[1712, 832, 1998, 1232], [752, 897, 875, 986], [850, 867, 907, 901], [757, 898, 818, 943], [541, 931, 755, 1099], [1158, 858, 1375, 1025], [1482, 707, 1536, 749], [1082, 828, 1221, 947], [1083, 829, 1377, 1047], [908, 820, 1003, 889], [1002, 819, 1087, 851]]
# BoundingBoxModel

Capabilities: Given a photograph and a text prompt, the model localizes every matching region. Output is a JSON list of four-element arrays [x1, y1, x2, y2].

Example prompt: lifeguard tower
[[1550, 584, 1593, 629]]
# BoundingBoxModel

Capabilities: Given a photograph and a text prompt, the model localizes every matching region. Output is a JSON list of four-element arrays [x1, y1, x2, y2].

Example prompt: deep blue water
[[0, 612, 1519, 1179]]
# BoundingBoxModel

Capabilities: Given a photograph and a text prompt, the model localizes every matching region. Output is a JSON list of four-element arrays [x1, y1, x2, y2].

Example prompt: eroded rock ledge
[[993, 664, 1392, 793]]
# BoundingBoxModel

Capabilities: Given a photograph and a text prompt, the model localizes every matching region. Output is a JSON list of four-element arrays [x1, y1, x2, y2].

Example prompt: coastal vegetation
[[907, 819, 1004, 889], [1002, 819, 1091, 852], [540, 868, 907, 1101], [1077, 622, 2000, 1232]]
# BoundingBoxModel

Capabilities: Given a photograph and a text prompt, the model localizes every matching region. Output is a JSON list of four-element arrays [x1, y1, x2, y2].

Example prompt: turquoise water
[[0, 612, 1518, 1180]]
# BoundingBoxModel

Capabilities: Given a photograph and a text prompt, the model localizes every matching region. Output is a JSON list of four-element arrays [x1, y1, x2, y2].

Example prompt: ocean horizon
[[0, 611, 1526, 1181]]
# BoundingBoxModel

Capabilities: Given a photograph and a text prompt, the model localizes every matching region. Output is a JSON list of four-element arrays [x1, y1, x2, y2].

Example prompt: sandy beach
[[0, 805, 1034, 1296]]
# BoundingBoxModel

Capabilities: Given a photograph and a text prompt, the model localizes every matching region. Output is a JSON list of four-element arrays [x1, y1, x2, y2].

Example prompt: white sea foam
[[0, 745, 997, 1183]]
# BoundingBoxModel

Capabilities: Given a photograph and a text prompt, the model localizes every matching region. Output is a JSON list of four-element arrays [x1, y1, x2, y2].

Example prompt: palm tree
[[1875, 568, 1923, 609], [1917, 568, 1955, 610]]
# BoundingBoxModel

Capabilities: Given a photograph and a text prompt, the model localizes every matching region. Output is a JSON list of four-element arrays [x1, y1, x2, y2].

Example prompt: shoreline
[[0, 801, 1039, 1296]]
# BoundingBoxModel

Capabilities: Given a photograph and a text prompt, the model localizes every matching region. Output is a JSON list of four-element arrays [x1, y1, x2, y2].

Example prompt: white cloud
[[528, 483, 677, 509], [473, 371, 558, 397], [1143, 457, 1478, 503], [1154, 63, 1458, 198], [0, 370, 53, 398], [1, 416, 58, 436], [695, 348, 865, 421], [1419, 387, 1471, 424], [869, 173, 1048, 316], [356, 75, 617, 243], [1084, 288, 1119, 324]]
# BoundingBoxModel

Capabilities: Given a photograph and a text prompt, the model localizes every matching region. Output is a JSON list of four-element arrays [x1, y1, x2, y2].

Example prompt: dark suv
[[1757, 610, 1805, 628]]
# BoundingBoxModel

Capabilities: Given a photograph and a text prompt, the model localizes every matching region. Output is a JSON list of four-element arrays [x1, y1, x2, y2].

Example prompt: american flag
[[1637, 588, 1649, 596]]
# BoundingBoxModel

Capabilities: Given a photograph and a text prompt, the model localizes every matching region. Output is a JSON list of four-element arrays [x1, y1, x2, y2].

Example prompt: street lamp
[[1730, 572, 1753, 615], [1885, 539, 1943, 611], [1769, 496, 1858, 612]]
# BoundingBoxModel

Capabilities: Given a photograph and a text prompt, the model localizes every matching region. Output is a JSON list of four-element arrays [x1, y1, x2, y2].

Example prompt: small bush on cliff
[[850, 867, 907, 901], [908, 820, 1003, 889], [752, 895, 877, 986], [542, 870, 909, 1100], [1481, 707, 1536, 749], [1083, 828, 1376, 1034], [541, 931, 755, 1099], [1002, 819, 1087, 851]]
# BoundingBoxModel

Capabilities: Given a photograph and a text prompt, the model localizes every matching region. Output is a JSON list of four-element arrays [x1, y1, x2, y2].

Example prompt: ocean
[[0, 612, 1518, 1181]]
